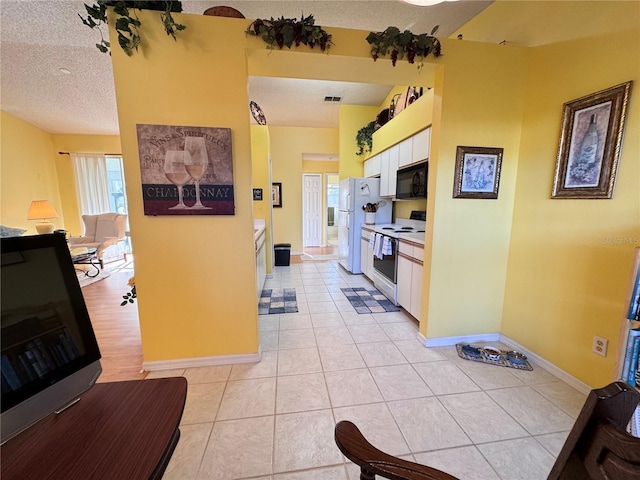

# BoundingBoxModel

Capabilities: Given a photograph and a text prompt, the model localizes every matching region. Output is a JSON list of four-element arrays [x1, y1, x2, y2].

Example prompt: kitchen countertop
[[254, 220, 266, 243], [361, 223, 425, 246]]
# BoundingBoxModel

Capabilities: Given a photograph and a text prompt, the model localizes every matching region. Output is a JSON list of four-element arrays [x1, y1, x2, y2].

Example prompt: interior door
[[303, 174, 322, 247]]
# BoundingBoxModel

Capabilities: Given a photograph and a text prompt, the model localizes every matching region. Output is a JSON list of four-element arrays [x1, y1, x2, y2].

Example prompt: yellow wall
[[1, 112, 63, 234], [502, 15, 640, 386], [339, 105, 379, 179], [269, 126, 338, 252], [110, 12, 259, 361], [422, 39, 528, 339], [250, 125, 273, 271], [51, 134, 122, 235]]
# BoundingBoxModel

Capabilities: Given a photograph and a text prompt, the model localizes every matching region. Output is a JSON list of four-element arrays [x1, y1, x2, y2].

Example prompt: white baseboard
[[419, 332, 591, 395], [143, 351, 261, 371], [499, 334, 591, 394], [423, 332, 501, 347]]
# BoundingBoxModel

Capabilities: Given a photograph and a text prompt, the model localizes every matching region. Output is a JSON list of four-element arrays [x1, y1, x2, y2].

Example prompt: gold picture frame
[[552, 81, 632, 199], [453, 146, 503, 199]]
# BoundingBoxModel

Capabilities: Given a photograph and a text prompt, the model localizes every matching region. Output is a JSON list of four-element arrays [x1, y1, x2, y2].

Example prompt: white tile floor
[[148, 261, 587, 480]]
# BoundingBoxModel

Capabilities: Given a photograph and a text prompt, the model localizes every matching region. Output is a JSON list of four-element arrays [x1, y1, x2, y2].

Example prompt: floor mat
[[76, 269, 111, 288], [341, 287, 400, 314], [259, 288, 298, 315], [456, 343, 533, 371]]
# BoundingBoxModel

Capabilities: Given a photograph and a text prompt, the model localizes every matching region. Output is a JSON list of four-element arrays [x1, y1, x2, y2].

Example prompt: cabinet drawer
[[413, 247, 424, 262], [398, 241, 414, 257]]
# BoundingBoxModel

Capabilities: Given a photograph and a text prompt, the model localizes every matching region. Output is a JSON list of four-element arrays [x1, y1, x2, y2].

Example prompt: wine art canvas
[[136, 124, 234, 215], [552, 81, 632, 199]]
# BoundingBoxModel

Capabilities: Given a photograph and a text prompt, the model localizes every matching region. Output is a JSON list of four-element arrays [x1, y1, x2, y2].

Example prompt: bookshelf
[[616, 247, 640, 436]]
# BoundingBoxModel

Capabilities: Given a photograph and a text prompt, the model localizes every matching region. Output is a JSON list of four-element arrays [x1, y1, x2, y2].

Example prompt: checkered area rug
[[341, 287, 400, 314], [259, 288, 298, 315]]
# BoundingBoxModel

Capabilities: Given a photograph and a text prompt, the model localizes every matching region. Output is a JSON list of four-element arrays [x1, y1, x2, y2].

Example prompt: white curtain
[[71, 153, 111, 217]]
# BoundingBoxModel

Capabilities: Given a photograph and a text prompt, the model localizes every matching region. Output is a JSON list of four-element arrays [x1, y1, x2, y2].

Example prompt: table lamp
[[27, 200, 59, 234]]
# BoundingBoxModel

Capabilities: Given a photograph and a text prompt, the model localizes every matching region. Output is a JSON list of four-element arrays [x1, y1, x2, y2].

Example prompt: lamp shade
[[27, 200, 59, 234], [27, 200, 59, 220]]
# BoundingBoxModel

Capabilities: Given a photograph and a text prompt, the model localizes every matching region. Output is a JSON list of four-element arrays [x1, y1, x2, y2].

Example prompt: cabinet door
[[379, 149, 391, 196], [364, 158, 373, 177], [412, 128, 431, 164], [388, 144, 399, 197], [410, 261, 423, 319], [398, 137, 413, 168], [361, 237, 370, 278], [397, 254, 412, 309]]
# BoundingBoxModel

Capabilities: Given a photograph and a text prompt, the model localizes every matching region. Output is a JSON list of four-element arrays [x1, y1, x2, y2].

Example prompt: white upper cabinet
[[387, 144, 399, 197], [364, 153, 381, 178], [411, 127, 431, 164], [398, 136, 413, 168], [379, 149, 392, 196]]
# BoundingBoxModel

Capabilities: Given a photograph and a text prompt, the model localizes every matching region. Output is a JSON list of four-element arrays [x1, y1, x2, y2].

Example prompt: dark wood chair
[[334, 381, 640, 480]]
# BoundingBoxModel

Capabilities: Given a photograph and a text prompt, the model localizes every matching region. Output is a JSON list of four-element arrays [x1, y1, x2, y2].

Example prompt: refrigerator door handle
[[347, 212, 350, 231], [346, 193, 350, 211]]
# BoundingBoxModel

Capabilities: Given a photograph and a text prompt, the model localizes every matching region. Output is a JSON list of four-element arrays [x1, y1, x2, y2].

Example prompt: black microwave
[[396, 162, 427, 199]]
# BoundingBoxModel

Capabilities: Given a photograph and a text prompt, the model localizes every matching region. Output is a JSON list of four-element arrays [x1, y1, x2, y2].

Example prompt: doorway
[[303, 174, 322, 247], [326, 173, 339, 247]]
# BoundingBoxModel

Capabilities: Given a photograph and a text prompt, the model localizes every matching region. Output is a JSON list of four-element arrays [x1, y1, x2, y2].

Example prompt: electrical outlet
[[592, 336, 608, 357]]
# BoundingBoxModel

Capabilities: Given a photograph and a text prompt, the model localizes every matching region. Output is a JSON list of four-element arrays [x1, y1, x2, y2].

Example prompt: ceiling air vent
[[324, 96, 342, 102]]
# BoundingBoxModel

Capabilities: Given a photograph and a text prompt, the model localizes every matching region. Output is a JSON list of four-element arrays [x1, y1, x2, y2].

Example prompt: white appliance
[[370, 211, 427, 304], [338, 177, 392, 273]]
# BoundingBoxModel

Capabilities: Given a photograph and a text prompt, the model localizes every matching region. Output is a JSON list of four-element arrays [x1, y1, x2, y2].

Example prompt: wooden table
[[1, 377, 187, 480]]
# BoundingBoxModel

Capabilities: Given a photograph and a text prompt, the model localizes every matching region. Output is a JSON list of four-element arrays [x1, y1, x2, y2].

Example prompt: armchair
[[68, 213, 128, 268]]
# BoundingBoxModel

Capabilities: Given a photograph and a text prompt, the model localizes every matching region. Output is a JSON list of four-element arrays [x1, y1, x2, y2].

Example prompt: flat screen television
[[1, 233, 102, 444]]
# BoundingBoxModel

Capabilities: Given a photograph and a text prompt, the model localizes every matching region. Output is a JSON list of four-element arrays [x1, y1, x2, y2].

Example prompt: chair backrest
[[334, 381, 640, 480], [82, 213, 127, 242]]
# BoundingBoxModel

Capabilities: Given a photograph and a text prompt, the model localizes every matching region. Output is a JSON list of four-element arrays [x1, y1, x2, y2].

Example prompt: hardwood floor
[[81, 270, 146, 383]]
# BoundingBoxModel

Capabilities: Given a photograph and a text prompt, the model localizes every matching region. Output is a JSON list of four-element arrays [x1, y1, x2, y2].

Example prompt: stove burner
[[416, 230, 425, 233], [381, 227, 394, 230], [400, 227, 413, 230]]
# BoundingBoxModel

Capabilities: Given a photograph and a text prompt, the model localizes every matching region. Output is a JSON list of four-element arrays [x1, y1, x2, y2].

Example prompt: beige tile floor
[[147, 261, 587, 480]]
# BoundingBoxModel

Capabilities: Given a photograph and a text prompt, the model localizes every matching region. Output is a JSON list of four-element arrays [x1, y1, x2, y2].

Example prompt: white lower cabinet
[[397, 240, 424, 319], [360, 228, 374, 279]]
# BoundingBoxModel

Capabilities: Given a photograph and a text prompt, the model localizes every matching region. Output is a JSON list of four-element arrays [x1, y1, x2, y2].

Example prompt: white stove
[[369, 211, 426, 305]]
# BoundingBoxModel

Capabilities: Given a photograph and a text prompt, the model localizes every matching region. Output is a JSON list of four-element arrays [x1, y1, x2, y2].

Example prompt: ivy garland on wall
[[366, 26, 442, 66], [79, 1, 185, 55], [356, 121, 379, 157], [245, 14, 333, 51]]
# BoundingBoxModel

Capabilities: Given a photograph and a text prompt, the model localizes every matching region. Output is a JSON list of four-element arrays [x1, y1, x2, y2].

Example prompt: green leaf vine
[[79, 1, 185, 56], [356, 121, 379, 156], [245, 13, 333, 51], [366, 25, 441, 67]]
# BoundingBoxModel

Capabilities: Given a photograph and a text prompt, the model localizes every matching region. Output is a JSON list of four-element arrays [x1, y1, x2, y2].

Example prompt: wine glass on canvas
[[184, 136, 211, 210], [164, 150, 191, 210]]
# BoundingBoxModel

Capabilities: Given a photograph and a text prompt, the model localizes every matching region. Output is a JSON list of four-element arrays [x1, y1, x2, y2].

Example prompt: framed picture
[[272, 182, 282, 208], [552, 81, 632, 199], [453, 146, 503, 199], [253, 188, 263, 201], [136, 124, 235, 215]]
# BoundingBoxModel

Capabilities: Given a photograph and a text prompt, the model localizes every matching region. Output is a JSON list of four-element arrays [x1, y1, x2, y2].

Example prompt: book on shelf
[[629, 337, 640, 387], [622, 328, 640, 384], [628, 267, 640, 321]]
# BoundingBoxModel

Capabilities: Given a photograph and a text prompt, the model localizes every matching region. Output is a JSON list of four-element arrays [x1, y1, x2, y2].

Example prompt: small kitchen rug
[[259, 288, 298, 315], [456, 343, 533, 371], [341, 287, 400, 314]]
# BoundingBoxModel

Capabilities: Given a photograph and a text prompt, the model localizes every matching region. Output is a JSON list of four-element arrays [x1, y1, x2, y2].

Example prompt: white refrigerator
[[338, 177, 392, 273]]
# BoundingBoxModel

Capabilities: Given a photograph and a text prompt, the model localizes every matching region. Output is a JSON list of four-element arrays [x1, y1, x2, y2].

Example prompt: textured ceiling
[[0, 0, 493, 135]]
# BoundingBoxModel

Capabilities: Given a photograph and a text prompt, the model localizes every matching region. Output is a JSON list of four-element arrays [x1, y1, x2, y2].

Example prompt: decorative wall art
[[136, 124, 234, 215], [453, 146, 503, 199], [552, 81, 632, 199], [253, 188, 263, 201], [272, 182, 282, 208]]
